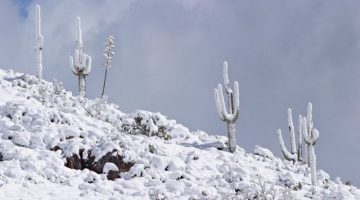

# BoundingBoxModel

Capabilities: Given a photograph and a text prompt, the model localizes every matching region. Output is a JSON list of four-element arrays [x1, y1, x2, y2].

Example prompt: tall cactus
[[69, 16, 91, 97], [35, 5, 44, 80], [302, 107, 319, 186], [214, 61, 239, 153], [277, 108, 303, 162]]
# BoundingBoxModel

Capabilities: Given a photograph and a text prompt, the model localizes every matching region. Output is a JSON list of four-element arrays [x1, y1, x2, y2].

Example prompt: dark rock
[[63, 148, 133, 181], [65, 154, 82, 170], [107, 170, 121, 180]]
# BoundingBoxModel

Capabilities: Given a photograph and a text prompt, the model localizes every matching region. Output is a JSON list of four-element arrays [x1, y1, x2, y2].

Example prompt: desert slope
[[0, 69, 358, 200]]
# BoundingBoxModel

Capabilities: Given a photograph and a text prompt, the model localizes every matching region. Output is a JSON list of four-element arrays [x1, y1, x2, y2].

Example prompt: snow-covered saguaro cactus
[[214, 61, 239, 153], [302, 103, 320, 186], [69, 16, 92, 97], [277, 108, 303, 162], [35, 5, 44, 80], [101, 35, 115, 98]]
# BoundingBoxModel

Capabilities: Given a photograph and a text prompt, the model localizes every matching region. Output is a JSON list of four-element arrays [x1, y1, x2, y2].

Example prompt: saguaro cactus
[[277, 108, 303, 162], [35, 5, 44, 80], [302, 103, 319, 186], [69, 16, 92, 97], [214, 61, 239, 153]]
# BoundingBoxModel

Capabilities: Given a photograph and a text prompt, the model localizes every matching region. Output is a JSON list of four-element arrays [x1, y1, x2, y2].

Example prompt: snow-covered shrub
[[53, 79, 63, 95], [235, 175, 277, 200], [83, 97, 122, 125], [120, 111, 174, 140], [277, 172, 301, 191], [48, 111, 72, 125], [253, 145, 275, 160]]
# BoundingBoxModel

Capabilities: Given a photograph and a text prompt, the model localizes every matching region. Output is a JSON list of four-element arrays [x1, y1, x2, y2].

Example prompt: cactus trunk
[[79, 74, 86, 97], [227, 122, 236, 153], [309, 145, 317, 186]]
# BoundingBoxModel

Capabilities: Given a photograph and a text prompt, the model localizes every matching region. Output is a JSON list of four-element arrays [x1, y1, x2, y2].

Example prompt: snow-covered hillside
[[0, 69, 358, 200]]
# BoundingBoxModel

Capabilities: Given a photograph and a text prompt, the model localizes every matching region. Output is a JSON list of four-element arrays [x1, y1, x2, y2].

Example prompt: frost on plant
[[101, 36, 115, 98], [34, 5, 44, 80], [120, 111, 174, 140], [277, 108, 303, 162], [69, 16, 92, 97], [214, 61, 239, 153], [302, 103, 320, 186]]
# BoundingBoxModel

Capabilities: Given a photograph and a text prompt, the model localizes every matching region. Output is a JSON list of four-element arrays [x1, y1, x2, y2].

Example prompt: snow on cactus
[[214, 61, 239, 153], [302, 103, 320, 186], [0, 69, 359, 199], [277, 108, 303, 162], [34, 5, 44, 80], [101, 36, 115, 98], [69, 16, 92, 97]]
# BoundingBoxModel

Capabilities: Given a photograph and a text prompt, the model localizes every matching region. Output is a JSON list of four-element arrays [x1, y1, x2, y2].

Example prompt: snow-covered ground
[[0, 69, 359, 200]]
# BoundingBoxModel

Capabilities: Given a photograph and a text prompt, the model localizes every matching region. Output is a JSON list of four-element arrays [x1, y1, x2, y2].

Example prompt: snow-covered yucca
[[101, 36, 115, 98], [69, 16, 92, 97]]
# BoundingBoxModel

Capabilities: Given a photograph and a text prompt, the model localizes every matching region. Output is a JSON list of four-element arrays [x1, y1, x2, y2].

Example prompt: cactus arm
[[214, 87, 225, 121], [223, 61, 230, 92], [232, 81, 240, 121], [82, 54, 92, 75], [277, 129, 297, 161], [76, 16, 83, 50], [297, 115, 303, 161], [307, 103, 313, 132], [287, 108, 296, 155]]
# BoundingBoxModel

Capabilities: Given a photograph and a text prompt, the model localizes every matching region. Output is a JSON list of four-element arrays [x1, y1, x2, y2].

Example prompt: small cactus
[[69, 16, 91, 97], [214, 61, 239, 153]]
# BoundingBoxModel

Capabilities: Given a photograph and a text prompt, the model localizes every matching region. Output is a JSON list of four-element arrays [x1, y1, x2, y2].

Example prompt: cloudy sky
[[1, 0, 360, 185]]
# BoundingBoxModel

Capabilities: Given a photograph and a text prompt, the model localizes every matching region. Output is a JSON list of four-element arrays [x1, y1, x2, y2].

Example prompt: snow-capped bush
[[120, 111, 174, 140]]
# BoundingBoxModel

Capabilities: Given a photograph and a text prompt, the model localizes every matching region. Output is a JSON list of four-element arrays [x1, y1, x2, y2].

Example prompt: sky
[[1, 0, 360, 186]]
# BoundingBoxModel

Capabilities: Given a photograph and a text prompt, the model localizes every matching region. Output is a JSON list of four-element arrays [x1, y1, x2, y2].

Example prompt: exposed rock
[[63, 148, 133, 180]]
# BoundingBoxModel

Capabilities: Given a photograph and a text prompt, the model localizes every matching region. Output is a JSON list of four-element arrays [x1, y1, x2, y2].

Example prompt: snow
[[0, 69, 358, 199]]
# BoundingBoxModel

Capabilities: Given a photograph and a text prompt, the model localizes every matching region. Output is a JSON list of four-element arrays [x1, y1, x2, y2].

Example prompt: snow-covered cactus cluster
[[277, 103, 320, 186], [101, 36, 115, 98], [277, 108, 303, 162], [214, 61, 239, 153], [69, 16, 92, 97], [34, 5, 44, 80], [120, 111, 174, 140]]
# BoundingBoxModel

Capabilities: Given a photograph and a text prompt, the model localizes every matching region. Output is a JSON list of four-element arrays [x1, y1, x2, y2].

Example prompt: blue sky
[[14, 0, 33, 17], [1, 0, 360, 186]]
